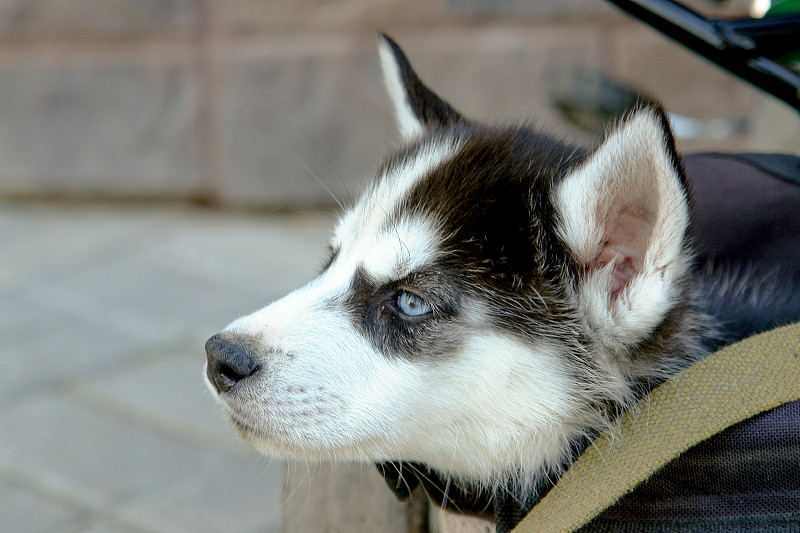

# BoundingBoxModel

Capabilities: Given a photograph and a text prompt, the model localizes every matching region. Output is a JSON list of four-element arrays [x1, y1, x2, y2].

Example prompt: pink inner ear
[[592, 209, 653, 302], [596, 251, 636, 301]]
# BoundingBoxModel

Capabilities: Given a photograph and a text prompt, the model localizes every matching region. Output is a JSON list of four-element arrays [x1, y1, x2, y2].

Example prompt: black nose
[[205, 334, 261, 394]]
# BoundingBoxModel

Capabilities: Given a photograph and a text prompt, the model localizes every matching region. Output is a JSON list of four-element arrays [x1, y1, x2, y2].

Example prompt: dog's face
[[205, 36, 695, 487]]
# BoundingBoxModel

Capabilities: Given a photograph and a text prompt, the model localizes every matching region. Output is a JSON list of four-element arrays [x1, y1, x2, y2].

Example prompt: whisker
[[405, 463, 466, 515], [293, 152, 345, 211], [289, 113, 353, 203]]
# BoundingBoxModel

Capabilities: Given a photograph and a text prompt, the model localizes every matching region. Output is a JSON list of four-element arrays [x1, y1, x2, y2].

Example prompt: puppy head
[[205, 35, 696, 487]]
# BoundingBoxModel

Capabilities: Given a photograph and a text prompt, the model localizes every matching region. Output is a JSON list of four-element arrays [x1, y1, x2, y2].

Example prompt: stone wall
[[0, 0, 796, 207]]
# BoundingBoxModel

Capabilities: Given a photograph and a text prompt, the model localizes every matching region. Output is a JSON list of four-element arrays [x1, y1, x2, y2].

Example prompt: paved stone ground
[[0, 202, 334, 533]]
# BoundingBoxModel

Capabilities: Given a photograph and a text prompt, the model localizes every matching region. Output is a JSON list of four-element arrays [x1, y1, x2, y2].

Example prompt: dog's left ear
[[378, 34, 465, 139], [553, 104, 691, 347]]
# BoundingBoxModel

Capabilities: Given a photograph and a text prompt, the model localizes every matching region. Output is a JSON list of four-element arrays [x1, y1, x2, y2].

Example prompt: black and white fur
[[205, 35, 708, 516]]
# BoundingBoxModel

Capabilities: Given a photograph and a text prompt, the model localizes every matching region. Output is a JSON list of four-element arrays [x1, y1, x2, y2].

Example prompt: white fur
[[221, 298, 410, 459], [554, 109, 690, 347], [361, 216, 441, 282], [332, 140, 459, 284], [335, 140, 459, 244], [395, 332, 578, 487], [378, 36, 425, 139], [219, 290, 577, 488]]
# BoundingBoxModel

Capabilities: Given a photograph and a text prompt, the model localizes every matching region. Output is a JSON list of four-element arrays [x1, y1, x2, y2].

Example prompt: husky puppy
[[205, 35, 707, 524]]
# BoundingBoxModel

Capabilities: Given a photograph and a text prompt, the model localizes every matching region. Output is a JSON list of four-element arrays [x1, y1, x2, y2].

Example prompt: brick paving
[[0, 203, 333, 533]]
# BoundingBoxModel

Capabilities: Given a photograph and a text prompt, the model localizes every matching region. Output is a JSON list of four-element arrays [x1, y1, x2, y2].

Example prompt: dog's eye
[[396, 291, 432, 317]]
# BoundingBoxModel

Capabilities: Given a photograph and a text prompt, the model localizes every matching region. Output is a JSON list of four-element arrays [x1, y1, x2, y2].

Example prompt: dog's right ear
[[378, 34, 464, 139]]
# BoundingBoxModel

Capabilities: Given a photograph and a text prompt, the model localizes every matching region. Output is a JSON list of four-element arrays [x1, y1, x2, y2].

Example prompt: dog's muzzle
[[205, 333, 261, 394]]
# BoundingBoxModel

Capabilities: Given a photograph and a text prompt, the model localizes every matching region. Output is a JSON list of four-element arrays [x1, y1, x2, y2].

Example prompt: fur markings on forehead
[[361, 215, 440, 282], [332, 139, 460, 266]]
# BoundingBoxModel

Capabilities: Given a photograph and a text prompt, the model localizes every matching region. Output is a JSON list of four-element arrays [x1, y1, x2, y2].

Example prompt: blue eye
[[396, 291, 432, 317]]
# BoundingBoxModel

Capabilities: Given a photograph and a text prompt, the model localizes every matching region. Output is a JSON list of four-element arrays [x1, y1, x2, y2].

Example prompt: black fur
[[344, 266, 464, 360], [379, 34, 464, 129]]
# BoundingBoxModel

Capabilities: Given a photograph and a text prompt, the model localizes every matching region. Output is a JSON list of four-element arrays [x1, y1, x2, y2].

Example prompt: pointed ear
[[378, 33, 464, 139], [553, 104, 691, 345]]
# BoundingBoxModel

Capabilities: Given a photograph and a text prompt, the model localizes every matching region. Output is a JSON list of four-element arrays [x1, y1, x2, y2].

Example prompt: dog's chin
[[225, 413, 295, 458], [223, 411, 373, 463], [226, 411, 259, 439]]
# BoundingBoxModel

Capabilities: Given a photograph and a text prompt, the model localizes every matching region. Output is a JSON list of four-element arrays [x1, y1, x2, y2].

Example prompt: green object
[[766, 0, 800, 70], [766, 0, 800, 15]]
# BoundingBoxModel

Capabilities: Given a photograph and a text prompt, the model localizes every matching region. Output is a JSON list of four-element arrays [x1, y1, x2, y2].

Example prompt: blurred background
[[0, 0, 797, 207], [0, 1, 797, 533]]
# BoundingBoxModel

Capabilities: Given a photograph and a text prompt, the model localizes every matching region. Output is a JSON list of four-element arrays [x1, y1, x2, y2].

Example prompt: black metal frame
[[605, 0, 800, 114]]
